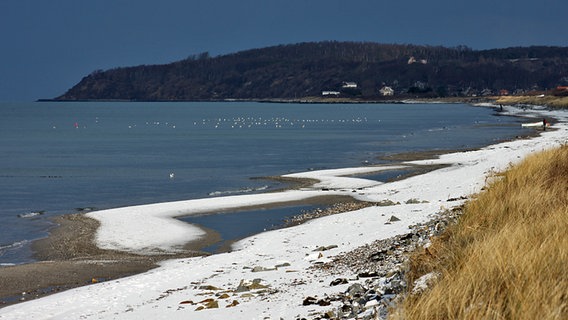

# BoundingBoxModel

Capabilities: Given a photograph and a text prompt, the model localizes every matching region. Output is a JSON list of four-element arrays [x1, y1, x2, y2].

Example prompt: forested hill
[[54, 42, 568, 101]]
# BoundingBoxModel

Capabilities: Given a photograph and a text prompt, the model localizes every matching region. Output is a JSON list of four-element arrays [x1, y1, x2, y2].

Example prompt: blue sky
[[1, 0, 567, 101]]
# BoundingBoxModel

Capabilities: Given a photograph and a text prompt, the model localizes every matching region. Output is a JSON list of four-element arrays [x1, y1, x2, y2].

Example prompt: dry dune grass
[[392, 146, 568, 319], [496, 95, 568, 109]]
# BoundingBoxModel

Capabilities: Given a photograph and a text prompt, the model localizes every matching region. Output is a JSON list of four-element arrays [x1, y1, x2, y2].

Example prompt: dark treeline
[[55, 41, 568, 101]]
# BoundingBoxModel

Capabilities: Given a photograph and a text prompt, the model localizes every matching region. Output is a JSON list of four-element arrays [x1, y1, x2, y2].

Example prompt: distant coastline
[[37, 96, 568, 109], [50, 42, 568, 103], [38, 96, 490, 104]]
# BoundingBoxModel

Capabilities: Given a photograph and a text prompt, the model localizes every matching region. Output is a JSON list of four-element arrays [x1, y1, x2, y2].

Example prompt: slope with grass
[[496, 95, 568, 109], [394, 146, 568, 319]]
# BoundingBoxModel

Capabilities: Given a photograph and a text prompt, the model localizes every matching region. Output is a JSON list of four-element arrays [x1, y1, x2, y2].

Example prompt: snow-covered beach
[[1, 105, 567, 319]]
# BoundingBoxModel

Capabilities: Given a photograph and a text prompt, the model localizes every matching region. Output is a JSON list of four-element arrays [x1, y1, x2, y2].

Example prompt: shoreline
[[0, 157, 454, 306], [0, 194, 361, 306], [0, 103, 559, 310], [1, 213, 209, 306]]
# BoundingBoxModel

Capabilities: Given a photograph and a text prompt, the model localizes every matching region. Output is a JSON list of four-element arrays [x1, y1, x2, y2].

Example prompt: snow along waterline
[[1, 105, 566, 319], [86, 165, 399, 255]]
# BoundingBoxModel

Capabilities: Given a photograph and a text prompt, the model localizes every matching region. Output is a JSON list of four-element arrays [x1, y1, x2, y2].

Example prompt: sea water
[[0, 101, 527, 263]]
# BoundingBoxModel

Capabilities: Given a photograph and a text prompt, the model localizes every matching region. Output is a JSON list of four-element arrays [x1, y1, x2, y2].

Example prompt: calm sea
[[0, 101, 526, 264]]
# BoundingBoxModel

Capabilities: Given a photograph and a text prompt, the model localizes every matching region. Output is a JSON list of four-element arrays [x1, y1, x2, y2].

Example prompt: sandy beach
[[1, 214, 208, 306], [0, 104, 566, 319], [0, 194, 357, 306]]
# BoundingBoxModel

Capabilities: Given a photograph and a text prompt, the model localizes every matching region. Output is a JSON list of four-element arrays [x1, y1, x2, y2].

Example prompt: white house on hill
[[379, 86, 394, 96]]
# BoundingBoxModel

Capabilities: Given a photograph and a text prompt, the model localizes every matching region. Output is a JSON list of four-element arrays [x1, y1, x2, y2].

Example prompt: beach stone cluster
[[298, 206, 463, 320], [175, 278, 278, 311], [284, 201, 377, 227]]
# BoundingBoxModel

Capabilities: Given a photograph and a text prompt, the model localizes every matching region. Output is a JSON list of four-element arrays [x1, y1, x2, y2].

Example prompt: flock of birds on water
[[138, 116, 370, 130], [58, 116, 372, 182], [63, 116, 371, 130]]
